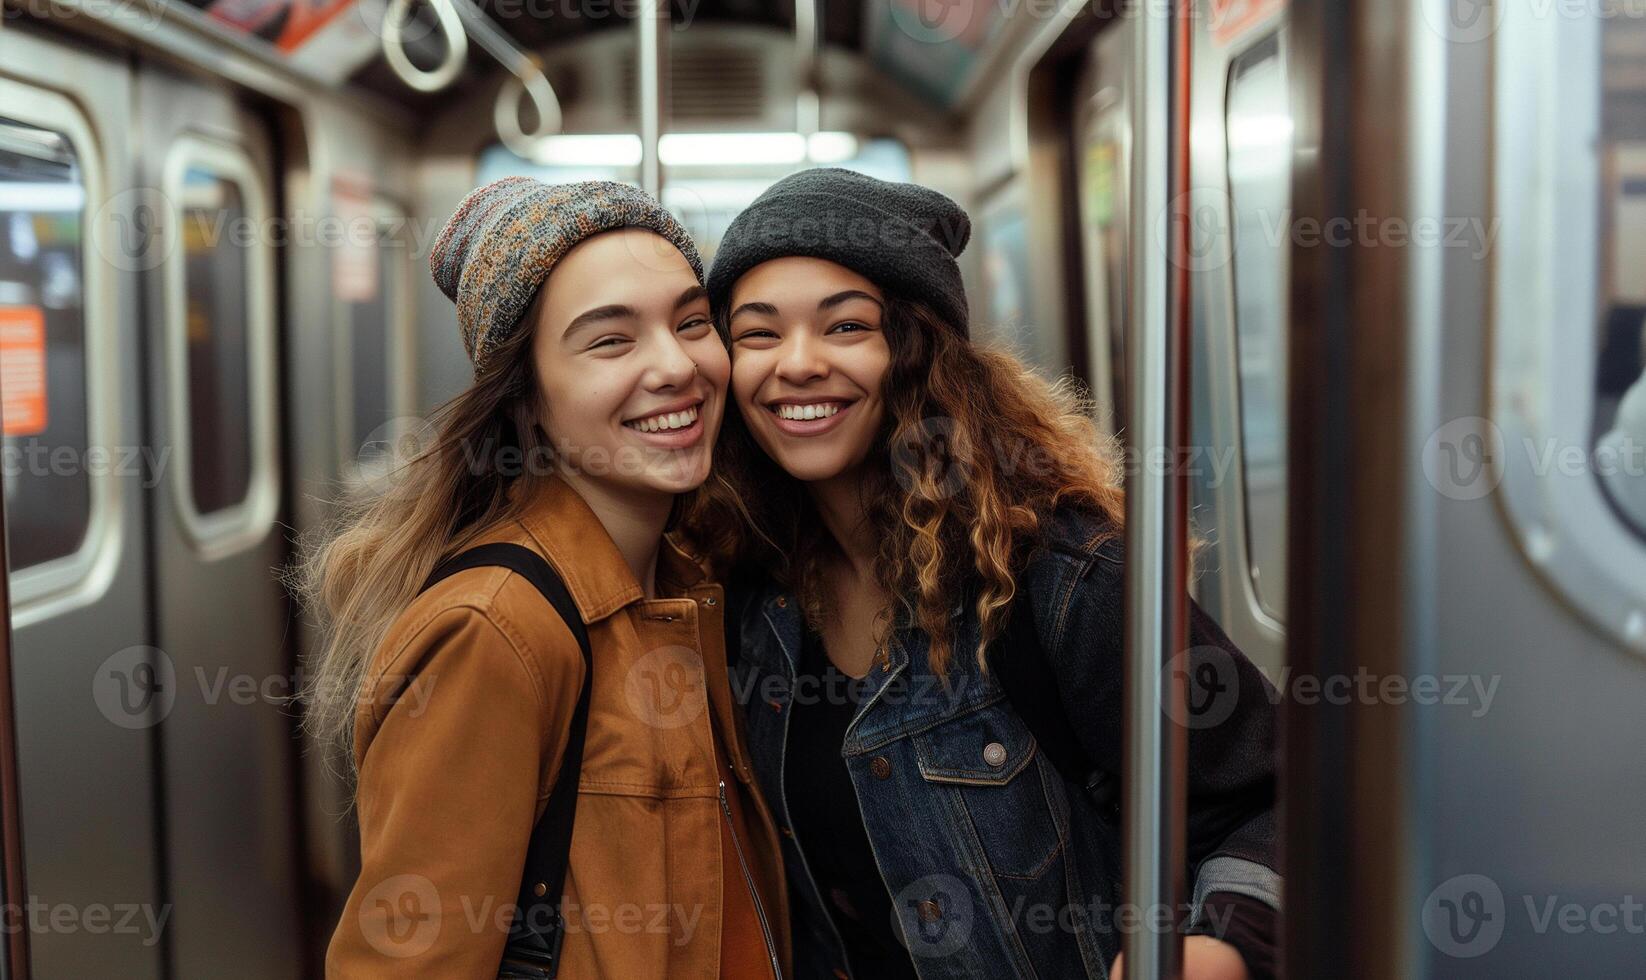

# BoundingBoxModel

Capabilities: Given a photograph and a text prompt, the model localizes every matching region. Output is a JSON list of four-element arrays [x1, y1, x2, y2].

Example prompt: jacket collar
[[510, 474, 706, 624]]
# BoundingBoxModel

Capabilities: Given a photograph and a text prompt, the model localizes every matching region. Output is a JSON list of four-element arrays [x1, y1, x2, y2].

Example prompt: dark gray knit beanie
[[706, 168, 972, 335]]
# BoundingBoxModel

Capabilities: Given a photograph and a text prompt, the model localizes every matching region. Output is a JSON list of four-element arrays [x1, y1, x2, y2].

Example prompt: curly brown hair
[[683, 296, 1126, 677]]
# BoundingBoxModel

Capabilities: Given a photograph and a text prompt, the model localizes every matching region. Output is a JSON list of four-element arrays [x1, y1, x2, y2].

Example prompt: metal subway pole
[[637, 0, 667, 199], [1122, 0, 1192, 976], [795, 0, 819, 141]]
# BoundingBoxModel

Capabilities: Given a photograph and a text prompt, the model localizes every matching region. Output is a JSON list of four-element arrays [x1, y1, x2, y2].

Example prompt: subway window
[[343, 214, 404, 457], [1225, 32, 1291, 620], [1595, 25, 1646, 540], [330, 182, 413, 477], [1075, 33, 1130, 434], [0, 116, 93, 572], [164, 137, 277, 553], [178, 166, 254, 515], [1494, 9, 1646, 651]]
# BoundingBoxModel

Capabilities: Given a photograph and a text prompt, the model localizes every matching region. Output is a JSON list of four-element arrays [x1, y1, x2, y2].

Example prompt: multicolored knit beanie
[[429, 176, 703, 375]]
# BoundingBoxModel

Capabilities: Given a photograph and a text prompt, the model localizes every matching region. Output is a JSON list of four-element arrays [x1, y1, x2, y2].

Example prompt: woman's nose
[[646, 330, 701, 388], [775, 332, 827, 383]]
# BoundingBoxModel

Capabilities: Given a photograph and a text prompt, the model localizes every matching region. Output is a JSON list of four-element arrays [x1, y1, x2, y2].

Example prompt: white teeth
[[776, 402, 841, 421], [627, 405, 698, 433]]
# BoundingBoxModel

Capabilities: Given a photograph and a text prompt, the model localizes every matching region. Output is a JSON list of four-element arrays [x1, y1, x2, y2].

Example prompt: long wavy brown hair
[[289, 286, 559, 769], [684, 296, 1126, 677]]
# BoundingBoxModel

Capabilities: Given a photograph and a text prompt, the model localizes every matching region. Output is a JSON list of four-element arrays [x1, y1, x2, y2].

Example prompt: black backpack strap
[[993, 598, 1122, 823], [420, 543, 592, 976]]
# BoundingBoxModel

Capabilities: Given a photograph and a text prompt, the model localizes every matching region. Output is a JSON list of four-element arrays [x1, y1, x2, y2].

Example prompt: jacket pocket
[[912, 700, 1065, 880]]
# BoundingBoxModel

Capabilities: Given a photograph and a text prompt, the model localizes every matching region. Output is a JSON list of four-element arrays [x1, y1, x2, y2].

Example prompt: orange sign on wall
[[1209, 0, 1285, 46], [0, 305, 47, 437], [203, 0, 357, 53]]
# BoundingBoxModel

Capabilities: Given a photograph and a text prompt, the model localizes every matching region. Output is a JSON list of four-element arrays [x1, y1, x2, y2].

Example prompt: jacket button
[[916, 899, 942, 922], [533, 882, 547, 897], [768, 698, 783, 714], [983, 741, 1007, 767], [870, 756, 892, 779], [775, 595, 788, 607], [780, 825, 794, 838]]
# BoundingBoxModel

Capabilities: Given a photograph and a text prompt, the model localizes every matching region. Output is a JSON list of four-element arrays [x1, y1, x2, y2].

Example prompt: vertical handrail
[[637, 0, 667, 199], [794, 0, 820, 140], [1123, 0, 1192, 976]]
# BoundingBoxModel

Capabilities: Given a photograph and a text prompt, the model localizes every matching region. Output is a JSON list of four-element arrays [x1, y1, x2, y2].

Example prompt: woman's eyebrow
[[729, 300, 780, 320], [563, 304, 637, 342], [675, 285, 708, 309], [818, 289, 883, 311]]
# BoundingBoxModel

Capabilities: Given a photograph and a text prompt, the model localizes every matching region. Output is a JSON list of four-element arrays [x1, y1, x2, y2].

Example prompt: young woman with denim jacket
[[687, 169, 1282, 980]]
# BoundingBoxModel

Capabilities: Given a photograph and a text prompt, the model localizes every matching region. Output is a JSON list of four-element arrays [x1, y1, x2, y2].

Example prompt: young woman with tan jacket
[[295, 178, 788, 978]]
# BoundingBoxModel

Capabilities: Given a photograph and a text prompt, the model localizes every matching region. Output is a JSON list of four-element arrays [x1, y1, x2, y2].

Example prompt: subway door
[[0, 28, 165, 979], [1283, 4, 1646, 975], [136, 66, 303, 979], [1417, 6, 1646, 974]]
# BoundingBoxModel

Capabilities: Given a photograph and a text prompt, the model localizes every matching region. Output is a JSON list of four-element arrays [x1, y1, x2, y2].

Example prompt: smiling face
[[531, 227, 728, 499], [726, 257, 891, 484]]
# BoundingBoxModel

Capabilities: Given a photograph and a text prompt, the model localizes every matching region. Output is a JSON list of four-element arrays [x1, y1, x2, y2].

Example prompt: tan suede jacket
[[326, 475, 790, 978]]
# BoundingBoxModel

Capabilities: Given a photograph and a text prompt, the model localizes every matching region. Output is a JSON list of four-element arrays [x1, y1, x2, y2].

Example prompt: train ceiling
[[168, 0, 1003, 115]]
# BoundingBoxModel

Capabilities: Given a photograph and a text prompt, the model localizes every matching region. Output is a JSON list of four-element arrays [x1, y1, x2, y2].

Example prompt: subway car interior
[[0, 0, 1643, 977]]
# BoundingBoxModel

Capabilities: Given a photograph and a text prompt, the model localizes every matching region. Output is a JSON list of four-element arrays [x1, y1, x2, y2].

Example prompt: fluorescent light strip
[[527, 132, 861, 169], [0, 183, 87, 212]]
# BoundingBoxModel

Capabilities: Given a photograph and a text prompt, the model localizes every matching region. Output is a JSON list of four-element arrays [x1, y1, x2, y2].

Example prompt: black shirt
[[784, 626, 920, 980]]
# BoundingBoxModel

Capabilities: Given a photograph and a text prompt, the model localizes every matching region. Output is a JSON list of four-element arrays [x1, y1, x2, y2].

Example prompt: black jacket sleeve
[[1027, 536, 1283, 938]]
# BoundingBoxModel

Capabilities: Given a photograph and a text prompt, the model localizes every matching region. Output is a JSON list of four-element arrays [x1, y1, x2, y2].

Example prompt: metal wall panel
[[0, 26, 166, 980]]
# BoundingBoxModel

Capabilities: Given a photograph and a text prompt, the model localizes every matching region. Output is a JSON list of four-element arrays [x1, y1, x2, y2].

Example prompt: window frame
[[161, 133, 279, 559], [1222, 28, 1291, 625], [1492, 10, 1646, 653], [0, 78, 124, 626]]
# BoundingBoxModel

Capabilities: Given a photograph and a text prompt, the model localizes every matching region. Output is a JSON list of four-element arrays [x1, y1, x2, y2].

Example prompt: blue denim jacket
[[728, 506, 1283, 979]]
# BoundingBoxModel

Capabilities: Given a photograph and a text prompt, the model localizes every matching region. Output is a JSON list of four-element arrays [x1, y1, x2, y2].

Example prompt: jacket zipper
[[719, 779, 784, 980]]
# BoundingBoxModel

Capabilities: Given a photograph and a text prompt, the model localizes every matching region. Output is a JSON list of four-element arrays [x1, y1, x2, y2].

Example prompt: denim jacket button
[[916, 899, 942, 922], [775, 595, 788, 607], [870, 756, 892, 779], [983, 741, 1007, 767]]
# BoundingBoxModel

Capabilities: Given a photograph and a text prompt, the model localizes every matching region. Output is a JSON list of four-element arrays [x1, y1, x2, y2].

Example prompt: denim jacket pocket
[[912, 701, 1065, 880]]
